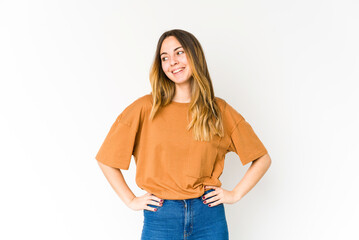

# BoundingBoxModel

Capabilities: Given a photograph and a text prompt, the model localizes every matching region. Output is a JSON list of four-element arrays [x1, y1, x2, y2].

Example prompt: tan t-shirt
[[95, 93, 268, 200]]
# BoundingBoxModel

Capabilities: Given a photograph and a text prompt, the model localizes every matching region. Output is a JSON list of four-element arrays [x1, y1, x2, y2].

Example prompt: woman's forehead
[[160, 37, 182, 53]]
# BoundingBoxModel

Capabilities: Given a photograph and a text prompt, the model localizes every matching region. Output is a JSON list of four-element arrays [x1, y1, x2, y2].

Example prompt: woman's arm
[[97, 161, 136, 206], [231, 153, 272, 203]]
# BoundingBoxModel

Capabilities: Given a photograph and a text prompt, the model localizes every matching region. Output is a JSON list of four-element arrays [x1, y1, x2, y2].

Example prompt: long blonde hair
[[149, 29, 224, 141]]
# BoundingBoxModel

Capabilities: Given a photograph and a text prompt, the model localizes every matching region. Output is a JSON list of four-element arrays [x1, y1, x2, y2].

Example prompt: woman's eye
[[161, 51, 183, 61]]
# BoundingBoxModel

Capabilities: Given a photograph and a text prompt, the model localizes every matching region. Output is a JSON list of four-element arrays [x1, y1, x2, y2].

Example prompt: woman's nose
[[170, 56, 179, 65]]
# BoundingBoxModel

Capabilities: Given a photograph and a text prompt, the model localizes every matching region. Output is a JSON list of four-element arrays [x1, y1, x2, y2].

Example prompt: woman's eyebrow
[[160, 46, 183, 56]]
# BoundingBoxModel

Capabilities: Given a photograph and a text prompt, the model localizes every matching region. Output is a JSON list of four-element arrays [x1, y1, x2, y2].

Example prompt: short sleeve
[[223, 100, 268, 166], [95, 99, 143, 170], [227, 119, 268, 165]]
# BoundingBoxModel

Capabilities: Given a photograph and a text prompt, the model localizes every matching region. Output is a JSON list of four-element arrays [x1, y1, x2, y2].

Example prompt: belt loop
[[182, 199, 187, 208]]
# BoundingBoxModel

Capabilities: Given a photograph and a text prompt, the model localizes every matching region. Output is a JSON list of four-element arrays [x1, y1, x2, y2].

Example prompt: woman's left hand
[[202, 185, 236, 206]]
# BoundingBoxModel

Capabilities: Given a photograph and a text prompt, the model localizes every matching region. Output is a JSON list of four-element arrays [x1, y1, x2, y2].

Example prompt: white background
[[1, 0, 358, 239]]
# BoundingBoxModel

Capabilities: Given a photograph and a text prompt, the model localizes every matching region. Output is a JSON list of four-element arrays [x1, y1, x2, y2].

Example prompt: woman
[[95, 29, 271, 240]]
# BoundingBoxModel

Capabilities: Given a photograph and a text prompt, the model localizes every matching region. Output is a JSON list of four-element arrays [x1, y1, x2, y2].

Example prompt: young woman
[[96, 29, 271, 240]]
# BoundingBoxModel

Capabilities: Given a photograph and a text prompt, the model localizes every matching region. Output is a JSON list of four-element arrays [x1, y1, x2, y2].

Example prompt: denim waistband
[[164, 188, 215, 204]]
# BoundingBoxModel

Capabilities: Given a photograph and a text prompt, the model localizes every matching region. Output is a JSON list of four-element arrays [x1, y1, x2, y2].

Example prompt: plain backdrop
[[1, 0, 358, 239]]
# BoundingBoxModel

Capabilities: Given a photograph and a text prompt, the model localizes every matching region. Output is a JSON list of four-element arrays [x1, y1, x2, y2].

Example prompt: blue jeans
[[141, 188, 229, 240]]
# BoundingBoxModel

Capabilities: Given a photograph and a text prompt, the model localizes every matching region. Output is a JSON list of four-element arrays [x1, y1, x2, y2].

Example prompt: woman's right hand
[[128, 192, 164, 212]]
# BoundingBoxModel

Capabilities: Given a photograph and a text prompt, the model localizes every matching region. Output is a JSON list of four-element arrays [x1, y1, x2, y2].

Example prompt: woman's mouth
[[172, 67, 185, 74]]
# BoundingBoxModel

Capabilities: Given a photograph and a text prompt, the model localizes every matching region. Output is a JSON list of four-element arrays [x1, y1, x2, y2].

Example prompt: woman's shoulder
[[215, 96, 245, 132], [213, 95, 229, 110], [214, 96, 226, 109], [116, 93, 152, 125], [124, 93, 152, 110]]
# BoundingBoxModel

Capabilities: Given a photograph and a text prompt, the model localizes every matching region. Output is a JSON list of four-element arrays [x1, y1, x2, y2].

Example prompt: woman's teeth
[[173, 68, 184, 74]]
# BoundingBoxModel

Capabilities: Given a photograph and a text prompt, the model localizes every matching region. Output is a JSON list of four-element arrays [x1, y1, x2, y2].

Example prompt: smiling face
[[160, 36, 193, 85]]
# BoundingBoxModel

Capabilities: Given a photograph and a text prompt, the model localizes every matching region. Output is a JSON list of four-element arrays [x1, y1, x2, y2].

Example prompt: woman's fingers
[[204, 195, 221, 205], [148, 199, 162, 206], [149, 193, 163, 204], [144, 192, 164, 211], [145, 205, 158, 212]]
